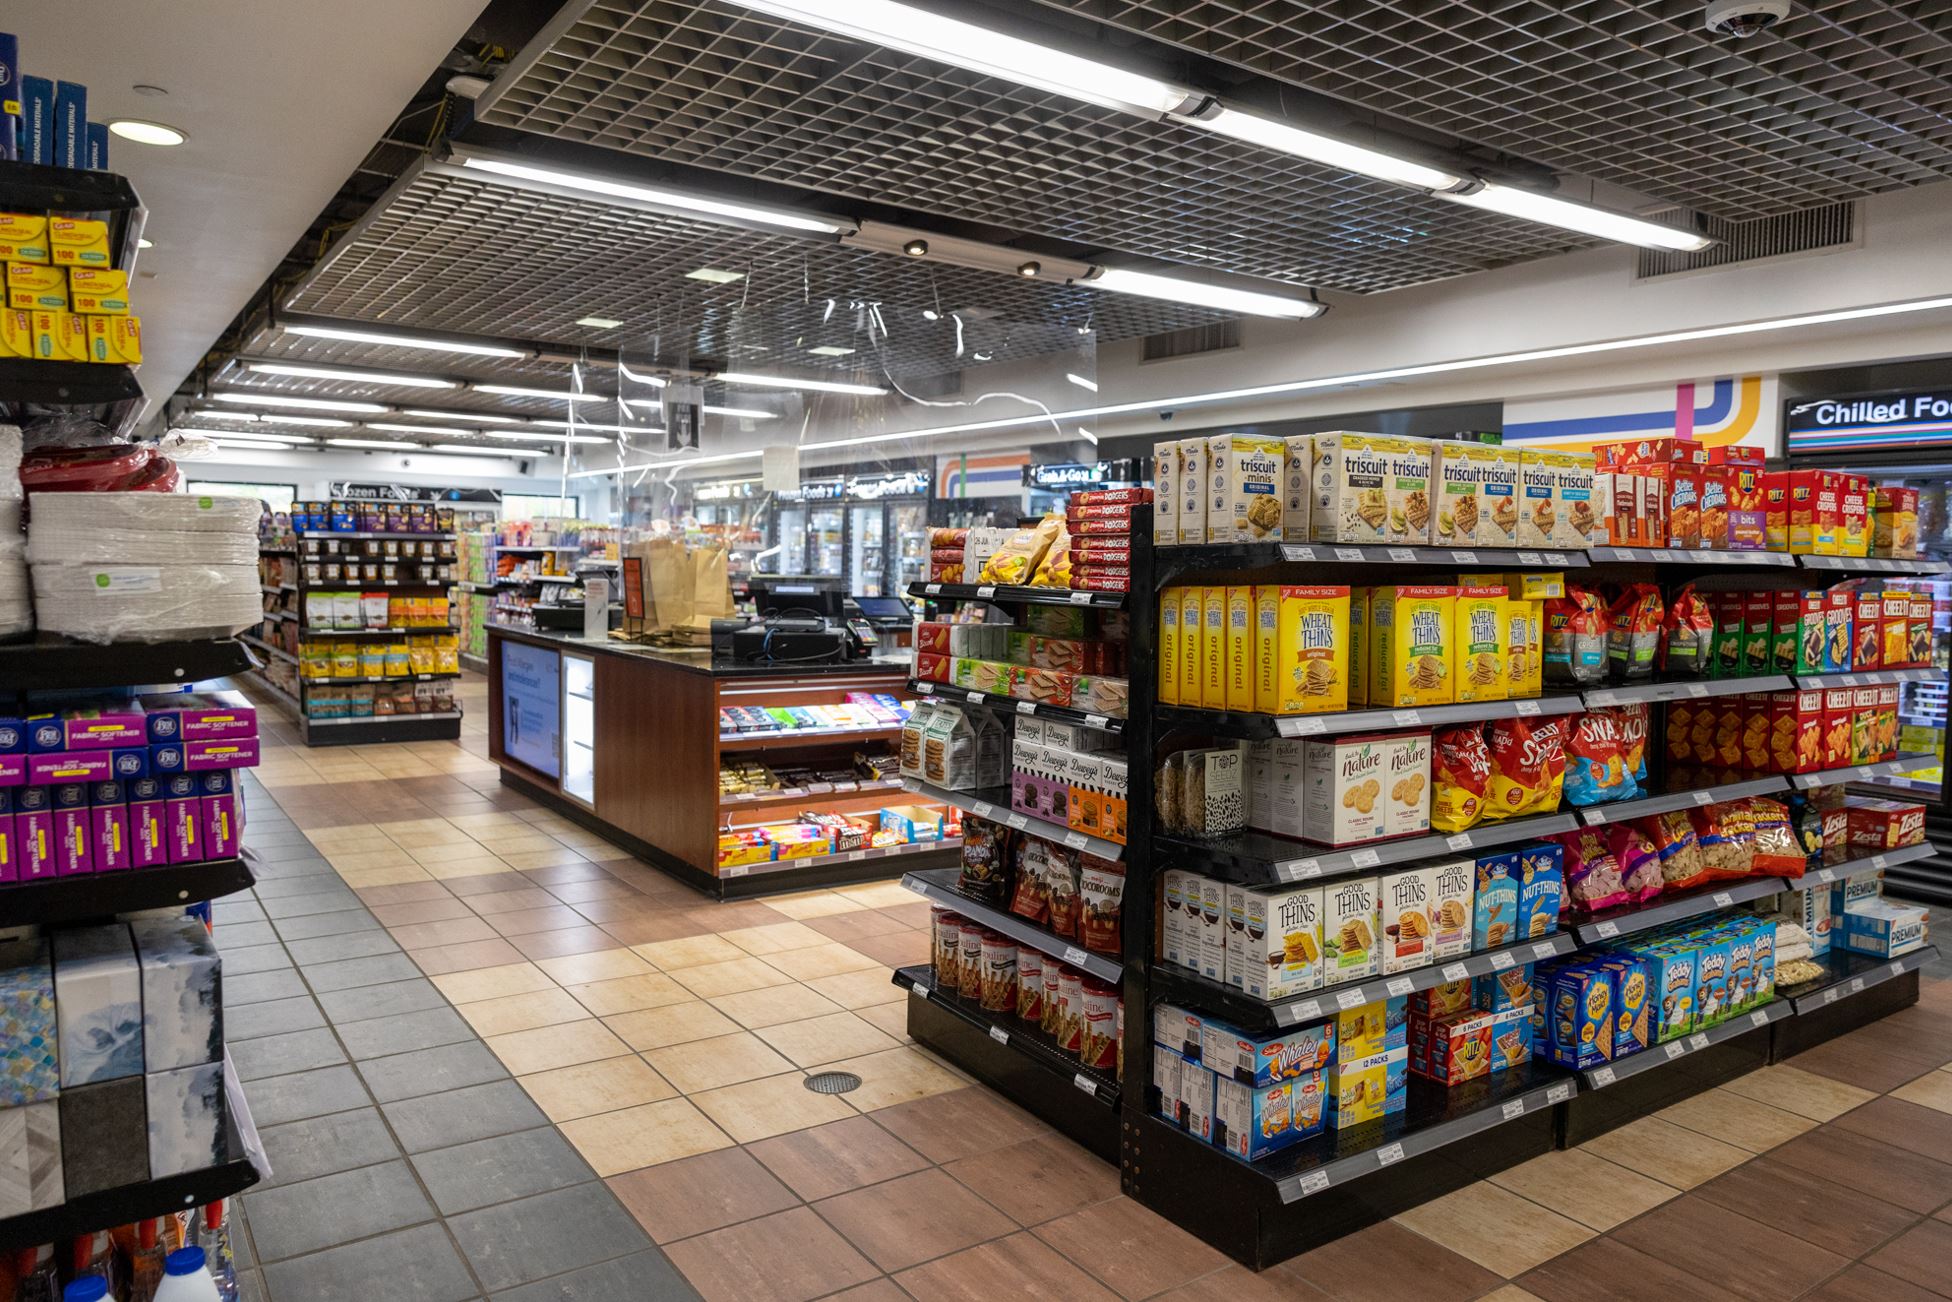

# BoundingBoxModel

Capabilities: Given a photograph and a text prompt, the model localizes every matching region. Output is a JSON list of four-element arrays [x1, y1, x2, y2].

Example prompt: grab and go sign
[[1786, 387, 1952, 453]]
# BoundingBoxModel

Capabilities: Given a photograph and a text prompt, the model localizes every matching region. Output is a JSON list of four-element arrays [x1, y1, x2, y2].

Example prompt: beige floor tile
[[721, 921, 833, 956], [325, 846, 419, 872], [1476, 1289, 1549, 1302], [645, 1031, 795, 1093], [390, 916, 500, 950], [803, 967, 904, 1010], [757, 1012, 901, 1068], [406, 840, 496, 865], [631, 934, 748, 971], [564, 973, 693, 1018], [672, 956, 799, 999], [519, 1055, 677, 1122], [423, 856, 517, 881], [486, 1018, 631, 1075], [855, 1002, 912, 1042], [763, 943, 882, 982], [829, 1046, 966, 1111], [606, 1002, 743, 1052], [1578, 1115, 1751, 1189], [498, 847, 594, 871], [429, 961, 555, 1005], [1393, 1180, 1595, 1277], [1891, 1068, 1952, 1115], [309, 828, 393, 850], [336, 864, 435, 888], [708, 984, 847, 1030], [1719, 1063, 1878, 1122], [458, 987, 590, 1037], [763, 891, 867, 920], [449, 811, 528, 831], [533, 947, 655, 985], [1657, 1086, 1817, 1153], [558, 1097, 734, 1177], [837, 882, 921, 909], [1488, 1148, 1679, 1231], [693, 1071, 856, 1143]]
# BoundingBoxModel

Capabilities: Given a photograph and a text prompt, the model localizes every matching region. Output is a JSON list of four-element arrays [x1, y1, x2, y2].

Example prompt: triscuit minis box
[[1207, 434, 1286, 542]]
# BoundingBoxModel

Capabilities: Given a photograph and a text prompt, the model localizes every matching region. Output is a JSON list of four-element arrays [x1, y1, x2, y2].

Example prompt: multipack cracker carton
[[1371, 585, 1456, 708], [1206, 434, 1286, 542], [1311, 432, 1435, 546], [1201, 1017, 1334, 1087], [1433, 442, 1523, 549], [1320, 875, 1380, 985], [1326, 1045, 1406, 1128], [1266, 585, 1350, 715], [1336, 995, 1408, 1058], [1409, 1008, 1495, 1084], [1710, 446, 1767, 550]]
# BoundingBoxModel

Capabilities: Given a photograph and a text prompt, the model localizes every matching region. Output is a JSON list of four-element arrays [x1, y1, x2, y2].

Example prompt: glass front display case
[[562, 652, 596, 810]]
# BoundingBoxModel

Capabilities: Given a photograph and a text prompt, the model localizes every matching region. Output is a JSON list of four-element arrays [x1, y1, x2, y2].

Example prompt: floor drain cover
[[804, 1071, 862, 1095]]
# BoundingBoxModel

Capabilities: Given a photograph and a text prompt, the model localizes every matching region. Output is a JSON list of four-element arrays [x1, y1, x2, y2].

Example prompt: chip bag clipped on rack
[[1661, 584, 1716, 676], [1564, 710, 1636, 806], [1431, 723, 1492, 833], [1606, 584, 1664, 682], [979, 515, 1062, 585], [1484, 715, 1567, 820], [1544, 585, 1607, 684]]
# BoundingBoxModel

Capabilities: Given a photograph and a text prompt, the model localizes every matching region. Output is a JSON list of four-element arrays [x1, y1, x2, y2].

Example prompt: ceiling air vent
[[1636, 202, 1856, 279], [1143, 319, 1241, 362]]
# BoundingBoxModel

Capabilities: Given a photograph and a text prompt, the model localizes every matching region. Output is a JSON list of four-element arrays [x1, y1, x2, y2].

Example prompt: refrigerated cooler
[[775, 504, 809, 574], [891, 500, 929, 592], [810, 506, 845, 578], [849, 503, 886, 596]]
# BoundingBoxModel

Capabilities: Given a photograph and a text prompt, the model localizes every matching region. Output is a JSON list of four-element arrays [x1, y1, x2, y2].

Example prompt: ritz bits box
[[1372, 585, 1456, 707], [1259, 585, 1350, 715], [1709, 447, 1766, 550], [1311, 432, 1435, 546], [1433, 442, 1523, 549]]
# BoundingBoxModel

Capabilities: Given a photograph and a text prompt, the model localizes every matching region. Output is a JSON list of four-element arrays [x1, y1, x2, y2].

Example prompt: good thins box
[[1321, 875, 1381, 984], [1311, 432, 1435, 546], [1371, 585, 1456, 708], [1267, 585, 1350, 715], [1433, 442, 1523, 548], [1206, 434, 1286, 542], [1454, 585, 1506, 703], [1226, 883, 1324, 999], [1429, 857, 1474, 959], [1380, 865, 1439, 975]]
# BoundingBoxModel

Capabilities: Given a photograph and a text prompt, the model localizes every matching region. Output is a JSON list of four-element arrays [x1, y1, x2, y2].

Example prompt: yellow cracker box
[[68, 268, 130, 315], [31, 310, 86, 362], [0, 308, 34, 359], [1273, 585, 1350, 715], [1348, 587, 1371, 709], [1157, 589, 1181, 707], [1370, 585, 1457, 708], [86, 315, 141, 365], [1206, 434, 1286, 542], [1178, 588, 1204, 706], [48, 217, 111, 269], [1201, 586, 1228, 710], [0, 213, 51, 264], [1454, 585, 1507, 703], [1225, 586, 1255, 712], [1434, 442, 1524, 549], [1253, 586, 1279, 714], [1460, 570, 1563, 601], [6, 262, 67, 311], [1311, 432, 1436, 546]]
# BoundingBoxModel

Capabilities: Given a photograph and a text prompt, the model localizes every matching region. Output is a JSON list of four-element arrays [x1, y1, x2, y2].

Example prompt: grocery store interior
[[7, 2, 1952, 1300]]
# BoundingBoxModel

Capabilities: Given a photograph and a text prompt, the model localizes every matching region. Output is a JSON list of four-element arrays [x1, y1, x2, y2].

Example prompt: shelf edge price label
[[1387, 547, 1417, 563], [972, 802, 993, 819], [1350, 848, 1381, 869], [976, 586, 996, 599], [1586, 807, 1610, 825], [1664, 1041, 1685, 1060], [1587, 691, 1617, 707], [1296, 717, 1326, 736], [1712, 891, 1734, 908], [1375, 1141, 1406, 1167], [1594, 920, 1620, 939], [914, 682, 933, 695], [1515, 699, 1541, 716], [1291, 1000, 1323, 1023], [1451, 550, 1478, 564], [1017, 700, 1037, 715], [1278, 860, 1322, 882], [1501, 1099, 1527, 1121], [1069, 590, 1094, 605], [1613, 548, 1637, 561], [924, 583, 941, 595], [1283, 545, 1315, 562], [1385, 977, 1415, 997], [1533, 942, 1559, 961], [1085, 714, 1110, 729], [1446, 833, 1473, 852], [989, 1025, 1010, 1045], [1692, 790, 1714, 806], [722, 865, 749, 878], [1546, 1081, 1575, 1104], [1689, 1032, 1710, 1051], [1062, 946, 1089, 967], [1750, 1010, 1770, 1028], [912, 983, 929, 1001], [1006, 813, 1028, 831], [1296, 1170, 1331, 1197], [1544, 551, 1568, 566], [1848, 977, 1866, 995], [1073, 1073, 1098, 1097], [1687, 683, 1710, 698], [1392, 710, 1422, 727], [1822, 987, 1839, 1005], [1590, 1065, 1617, 1088], [1335, 987, 1370, 1011], [1489, 950, 1516, 971], [845, 850, 865, 862], [1517, 551, 1542, 565], [1063, 831, 1090, 852], [1335, 547, 1364, 562], [1872, 854, 1888, 870], [1441, 962, 1470, 983], [1887, 961, 1906, 979]]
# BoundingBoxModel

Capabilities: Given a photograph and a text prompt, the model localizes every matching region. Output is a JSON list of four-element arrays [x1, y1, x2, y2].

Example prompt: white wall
[[183, 446, 607, 516]]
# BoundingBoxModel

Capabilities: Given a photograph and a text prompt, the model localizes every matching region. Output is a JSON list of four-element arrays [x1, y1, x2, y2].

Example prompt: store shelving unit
[[902, 778, 1127, 861], [902, 866, 1123, 982], [910, 679, 1125, 735], [1158, 812, 1581, 886], [4, 853, 258, 928]]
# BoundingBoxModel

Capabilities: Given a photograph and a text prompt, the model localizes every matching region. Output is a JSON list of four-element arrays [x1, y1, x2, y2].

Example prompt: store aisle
[[224, 675, 1952, 1301]]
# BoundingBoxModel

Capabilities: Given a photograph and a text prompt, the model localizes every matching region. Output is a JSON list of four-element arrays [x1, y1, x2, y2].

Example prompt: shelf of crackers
[[922, 487, 1150, 596], [912, 603, 1132, 723], [0, 209, 143, 366]]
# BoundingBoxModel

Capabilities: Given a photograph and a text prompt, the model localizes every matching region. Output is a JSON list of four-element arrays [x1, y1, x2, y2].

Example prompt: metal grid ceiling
[[1036, 0, 1952, 222], [285, 169, 1204, 376], [475, 0, 1599, 296]]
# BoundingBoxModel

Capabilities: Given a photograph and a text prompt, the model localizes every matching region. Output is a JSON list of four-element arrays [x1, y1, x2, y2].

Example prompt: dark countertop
[[489, 623, 915, 679]]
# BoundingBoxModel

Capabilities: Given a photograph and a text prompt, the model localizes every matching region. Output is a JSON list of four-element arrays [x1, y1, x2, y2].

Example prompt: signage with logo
[[1502, 375, 1780, 456], [1786, 387, 1952, 453], [329, 483, 504, 503], [780, 478, 847, 503], [1025, 461, 1105, 490], [845, 469, 930, 500], [665, 383, 703, 452]]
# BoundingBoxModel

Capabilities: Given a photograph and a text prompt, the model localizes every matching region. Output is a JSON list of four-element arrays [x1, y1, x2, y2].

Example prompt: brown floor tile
[[1862, 1219, 1952, 1298], [1803, 1263, 1949, 1302], [1517, 1235, 1739, 1302], [607, 1001, 744, 1052], [457, 987, 590, 1037], [815, 1168, 1017, 1273], [1488, 1148, 1678, 1232], [877, 902, 931, 929], [1789, 1024, 1949, 1094], [558, 1096, 734, 1177], [819, 1281, 907, 1302], [1693, 1155, 1918, 1257], [896, 1231, 1122, 1301], [808, 911, 913, 944], [1032, 1195, 1230, 1300], [1610, 1194, 1850, 1299], [673, 956, 801, 999], [644, 1031, 795, 1093], [1769, 1115, 1952, 1213], [1578, 1115, 1752, 1189], [663, 1206, 879, 1302], [485, 1019, 630, 1075], [609, 1146, 801, 1244], [1718, 1063, 1877, 1122], [439, 870, 534, 897], [1833, 1095, 1952, 1167], [483, 904, 591, 937], [683, 900, 791, 931], [1393, 1180, 1595, 1277], [1655, 1087, 1816, 1154], [855, 1002, 912, 1042], [803, 967, 905, 1010], [710, 984, 848, 1031], [748, 1115, 930, 1202], [943, 1133, 1119, 1227], [600, 914, 718, 947], [836, 931, 931, 970], [387, 915, 499, 949], [518, 1054, 676, 1122], [871, 1086, 1050, 1163], [429, 960, 554, 1004], [461, 885, 559, 915], [369, 898, 475, 926], [509, 924, 622, 960], [563, 972, 692, 1018], [693, 1071, 859, 1143], [409, 936, 528, 975], [1151, 1265, 1328, 1302], [549, 877, 648, 903]]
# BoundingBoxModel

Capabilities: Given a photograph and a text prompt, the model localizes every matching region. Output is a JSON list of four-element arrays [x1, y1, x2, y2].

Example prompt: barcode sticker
[[989, 1026, 1010, 1045], [1595, 921, 1621, 939], [1502, 1099, 1527, 1121], [1547, 1082, 1574, 1104], [976, 586, 996, 599], [1063, 946, 1089, 967], [1518, 551, 1543, 565], [1017, 700, 1037, 715], [1515, 700, 1541, 716], [1069, 591, 1095, 605], [1713, 892, 1734, 908], [1393, 710, 1422, 726], [1442, 962, 1470, 983], [1073, 1074, 1097, 1097], [1296, 1170, 1331, 1196], [1665, 1041, 1686, 1060], [1490, 951, 1517, 971], [1447, 834, 1473, 852], [1386, 977, 1415, 997], [1689, 1033, 1710, 1051], [925, 583, 941, 595], [1375, 1142, 1406, 1167], [1388, 548, 1417, 563], [1534, 942, 1559, 961], [1336, 547, 1364, 562], [1351, 849, 1381, 868], [1336, 988, 1370, 1011], [1451, 550, 1479, 564]]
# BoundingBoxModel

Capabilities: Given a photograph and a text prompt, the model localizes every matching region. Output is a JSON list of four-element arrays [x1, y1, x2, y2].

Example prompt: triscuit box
[[1206, 434, 1286, 541], [1152, 441, 1180, 545], [1283, 435, 1313, 541], [1434, 442, 1523, 549], [1272, 585, 1350, 715], [1549, 450, 1599, 550], [1177, 437, 1207, 546], [1454, 584, 1506, 703], [1518, 452, 1555, 549], [1311, 432, 1435, 546], [1320, 875, 1381, 984], [1370, 585, 1456, 708]]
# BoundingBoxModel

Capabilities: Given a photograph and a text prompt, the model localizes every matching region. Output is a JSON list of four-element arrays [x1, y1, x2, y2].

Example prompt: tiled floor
[[222, 674, 1952, 1300]]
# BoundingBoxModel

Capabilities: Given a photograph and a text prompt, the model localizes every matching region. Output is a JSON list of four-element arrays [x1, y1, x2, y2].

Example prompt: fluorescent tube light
[[367, 423, 475, 437], [807, 346, 856, 357], [730, 0, 1198, 117], [576, 316, 624, 329], [617, 364, 668, 388], [327, 438, 417, 449], [1066, 373, 1098, 392], [474, 384, 606, 403], [429, 443, 554, 457], [281, 323, 528, 359], [246, 363, 457, 389], [716, 371, 889, 396], [1445, 183, 1714, 252], [485, 430, 608, 445], [259, 415, 354, 428], [401, 408, 526, 424], [184, 429, 320, 445], [212, 393, 389, 414], [455, 155, 849, 236], [207, 439, 294, 452], [1087, 267, 1323, 319], [1197, 106, 1462, 191], [686, 268, 745, 284], [1078, 427, 1098, 445]]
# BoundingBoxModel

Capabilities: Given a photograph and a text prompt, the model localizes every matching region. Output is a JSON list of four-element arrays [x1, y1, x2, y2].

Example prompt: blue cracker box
[[1154, 1002, 1202, 1060], [1201, 1017, 1334, 1088], [0, 938, 61, 1107], [1725, 927, 1758, 1013], [1215, 1071, 1325, 1161], [1474, 962, 1537, 1014], [1694, 935, 1736, 1027], [1598, 956, 1650, 1059], [1518, 841, 1566, 941], [1751, 925, 1776, 1007], [1646, 942, 1697, 1042], [1547, 962, 1614, 1069], [1473, 851, 1520, 949], [1840, 899, 1930, 958], [1490, 1006, 1533, 1072], [0, 715, 22, 753]]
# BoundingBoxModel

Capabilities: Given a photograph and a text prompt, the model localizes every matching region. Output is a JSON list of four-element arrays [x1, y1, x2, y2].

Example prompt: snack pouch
[[1544, 585, 1607, 685], [1661, 584, 1716, 676], [1559, 828, 1629, 915], [1606, 584, 1664, 682], [1688, 803, 1754, 882], [1430, 724, 1492, 833], [1563, 711, 1634, 807], [1646, 810, 1710, 890], [1615, 703, 1649, 786], [1030, 521, 1074, 587], [1604, 824, 1663, 906], [979, 515, 1062, 585], [1484, 715, 1566, 821], [1742, 797, 1807, 878]]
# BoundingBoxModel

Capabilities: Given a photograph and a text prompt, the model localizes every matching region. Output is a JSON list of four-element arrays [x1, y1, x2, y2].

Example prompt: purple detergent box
[[0, 753, 23, 787], [28, 751, 114, 785], [139, 692, 259, 743], [203, 792, 239, 860], [0, 789, 16, 883], [128, 778, 167, 870], [150, 737, 261, 773], [91, 782, 130, 873], [16, 786, 54, 879], [52, 784, 93, 877], [164, 775, 202, 864]]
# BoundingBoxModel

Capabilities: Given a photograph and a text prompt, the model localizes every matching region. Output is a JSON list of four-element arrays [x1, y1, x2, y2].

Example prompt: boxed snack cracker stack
[[1873, 486, 1919, 559], [1201, 1017, 1334, 1087], [1326, 1045, 1406, 1128], [1371, 585, 1456, 708], [1206, 434, 1286, 542], [1841, 898, 1928, 959], [1409, 1008, 1495, 1084], [1283, 435, 1313, 542], [1321, 875, 1381, 985], [1548, 450, 1599, 550], [1844, 796, 1925, 852], [1225, 883, 1323, 999], [1840, 475, 1870, 557], [1311, 432, 1435, 546], [1709, 446, 1767, 550], [1215, 1074, 1325, 1160], [1300, 731, 1428, 846], [1262, 585, 1350, 715], [1152, 441, 1180, 545], [1433, 441, 1523, 549]]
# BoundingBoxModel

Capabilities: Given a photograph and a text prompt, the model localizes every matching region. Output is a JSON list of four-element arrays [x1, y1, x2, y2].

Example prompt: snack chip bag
[[979, 515, 1062, 585], [1604, 823, 1663, 906], [1563, 710, 1635, 807], [1615, 703, 1649, 785], [1688, 802, 1756, 881], [1660, 584, 1716, 676], [1559, 827, 1629, 915], [1029, 521, 1074, 587], [1741, 797, 1808, 878], [1606, 584, 1664, 682], [1430, 723, 1492, 833], [1644, 811, 1710, 891], [1544, 585, 1607, 684], [1484, 715, 1566, 821]]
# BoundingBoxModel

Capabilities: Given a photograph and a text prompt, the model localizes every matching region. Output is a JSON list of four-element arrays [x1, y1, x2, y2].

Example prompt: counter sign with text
[[1786, 387, 1952, 453]]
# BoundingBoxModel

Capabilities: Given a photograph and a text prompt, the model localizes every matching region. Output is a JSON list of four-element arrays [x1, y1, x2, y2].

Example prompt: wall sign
[[1502, 375, 1780, 455], [845, 469, 931, 500], [1025, 461, 1105, 490], [1786, 388, 1952, 453], [937, 450, 1031, 498], [329, 483, 504, 503]]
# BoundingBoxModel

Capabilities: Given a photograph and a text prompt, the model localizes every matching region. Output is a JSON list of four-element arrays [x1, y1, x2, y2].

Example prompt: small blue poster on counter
[[502, 642, 562, 778]]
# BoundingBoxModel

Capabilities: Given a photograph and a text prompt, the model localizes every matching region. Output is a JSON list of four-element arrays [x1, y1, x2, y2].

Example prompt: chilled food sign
[[1786, 389, 1952, 452]]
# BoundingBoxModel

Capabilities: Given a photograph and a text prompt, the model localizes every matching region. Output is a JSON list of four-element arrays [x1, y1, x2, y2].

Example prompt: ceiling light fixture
[[206, 438, 295, 452], [715, 371, 889, 397], [180, 429, 319, 445], [401, 408, 525, 424], [575, 316, 624, 329], [1443, 183, 1715, 252], [429, 443, 554, 457], [327, 438, 418, 450], [367, 422, 475, 438], [1196, 105, 1463, 192], [807, 346, 856, 357], [685, 268, 746, 284], [484, 429, 609, 445], [137, 238, 154, 250], [107, 119, 187, 146], [1087, 267, 1324, 319], [474, 384, 606, 403], [451, 153, 851, 236], [258, 415, 354, 428], [211, 393, 389, 413], [1017, 261, 1042, 278], [904, 239, 929, 257], [281, 323, 529, 359], [246, 362, 458, 389], [1066, 372, 1098, 392]]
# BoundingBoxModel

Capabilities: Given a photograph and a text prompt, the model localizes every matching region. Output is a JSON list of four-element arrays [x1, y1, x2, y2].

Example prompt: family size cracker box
[[1433, 441, 1523, 549], [1206, 434, 1286, 542], [1312, 432, 1435, 546], [1371, 585, 1456, 708], [1266, 585, 1349, 715], [1454, 585, 1507, 703]]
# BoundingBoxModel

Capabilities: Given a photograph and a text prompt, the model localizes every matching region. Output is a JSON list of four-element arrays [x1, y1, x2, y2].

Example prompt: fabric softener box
[[130, 918, 222, 1070], [89, 780, 130, 872], [52, 924, 143, 1086], [163, 775, 202, 864], [138, 691, 259, 743], [16, 785, 55, 879], [0, 788, 15, 883], [201, 771, 240, 859], [128, 777, 168, 869], [51, 782, 93, 876]]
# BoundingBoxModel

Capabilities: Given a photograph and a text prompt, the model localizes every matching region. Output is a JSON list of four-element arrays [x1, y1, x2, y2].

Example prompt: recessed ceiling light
[[137, 238, 154, 250], [190, 430, 317, 445], [246, 362, 457, 389], [685, 268, 746, 284], [717, 371, 888, 396], [368, 423, 475, 438], [807, 346, 856, 357], [1017, 261, 1042, 278], [452, 154, 850, 236], [401, 408, 525, 424], [903, 240, 929, 257], [576, 316, 625, 329], [212, 393, 389, 413], [282, 323, 529, 359], [107, 119, 187, 146]]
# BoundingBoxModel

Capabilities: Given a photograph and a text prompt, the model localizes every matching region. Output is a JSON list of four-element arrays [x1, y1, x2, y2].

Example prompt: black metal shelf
[[911, 679, 1125, 734], [1158, 542, 1591, 575], [1148, 1060, 1573, 1205], [902, 778, 1126, 862], [1587, 546, 1795, 567], [299, 712, 463, 747], [1799, 555, 1951, 574], [1156, 695, 1583, 741], [1153, 930, 1578, 1031], [1798, 844, 1935, 889], [901, 867, 1123, 982], [0, 636, 258, 691], [297, 578, 457, 590], [1160, 812, 1580, 886], [0, 852, 256, 927], [1579, 1000, 1790, 1089], [1789, 753, 1938, 789], [1579, 775, 1790, 825], [296, 531, 457, 542], [1780, 945, 1939, 1014], [0, 358, 143, 406], [1794, 667, 1941, 690], [1582, 675, 1790, 707], [1572, 875, 1789, 944], [240, 635, 296, 666], [908, 581, 1126, 609], [0, 160, 144, 212], [894, 966, 1119, 1109]]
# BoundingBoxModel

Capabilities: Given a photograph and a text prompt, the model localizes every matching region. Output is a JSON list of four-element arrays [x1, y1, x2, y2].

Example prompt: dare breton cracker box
[[1152, 441, 1179, 545]]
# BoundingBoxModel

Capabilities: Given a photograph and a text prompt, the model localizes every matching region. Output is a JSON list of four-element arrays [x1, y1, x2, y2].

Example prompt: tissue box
[[145, 1060, 227, 1179], [0, 939, 60, 1106], [131, 918, 223, 1071], [59, 1076, 149, 1197], [0, 1102, 65, 1215], [53, 924, 144, 1086]]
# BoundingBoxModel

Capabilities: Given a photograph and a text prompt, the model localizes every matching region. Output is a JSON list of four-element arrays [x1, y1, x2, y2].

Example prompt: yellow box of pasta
[[1274, 586, 1350, 715], [1371, 586, 1456, 708]]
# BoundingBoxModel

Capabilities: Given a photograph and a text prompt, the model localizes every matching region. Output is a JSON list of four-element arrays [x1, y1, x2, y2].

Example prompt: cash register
[[718, 580, 859, 665]]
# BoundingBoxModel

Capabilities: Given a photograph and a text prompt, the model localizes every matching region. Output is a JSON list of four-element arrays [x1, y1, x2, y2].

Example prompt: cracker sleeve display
[[1430, 724, 1491, 834], [1483, 715, 1566, 821]]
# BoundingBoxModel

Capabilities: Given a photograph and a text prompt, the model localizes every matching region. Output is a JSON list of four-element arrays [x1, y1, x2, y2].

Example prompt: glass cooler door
[[562, 653, 597, 810]]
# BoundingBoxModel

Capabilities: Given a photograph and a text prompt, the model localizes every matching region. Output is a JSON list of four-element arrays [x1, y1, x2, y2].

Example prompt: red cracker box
[[1790, 590, 1827, 675], [1821, 687, 1854, 770], [1853, 589, 1884, 672], [1761, 472, 1790, 552], [1909, 593, 1933, 668], [1845, 797, 1925, 852], [915, 622, 951, 656], [1594, 442, 1659, 548], [1710, 447, 1767, 550], [1884, 590, 1914, 668], [1409, 1008, 1495, 1084], [1773, 688, 1824, 773], [1840, 476, 1870, 558], [1697, 462, 1731, 551], [914, 652, 950, 685], [1742, 592, 1774, 674], [1813, 470, 1844, 555], [1876, 684, 1900, 760], [1713, 697, 1746, 771], [1850, 686, 1881, 765]]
